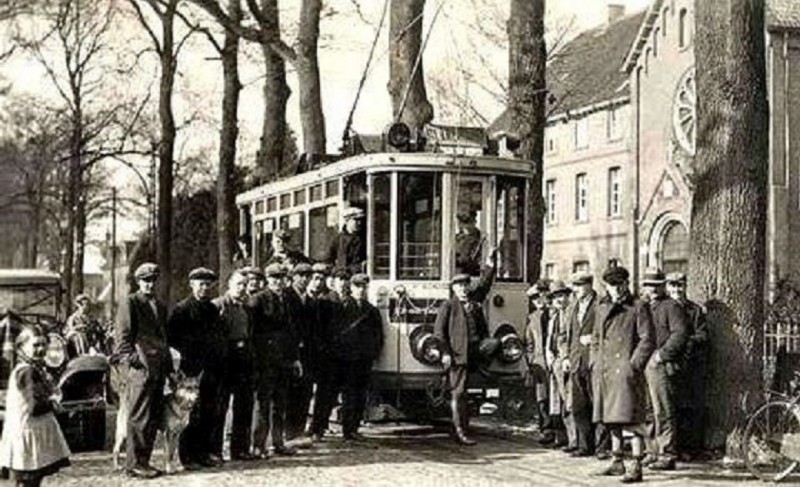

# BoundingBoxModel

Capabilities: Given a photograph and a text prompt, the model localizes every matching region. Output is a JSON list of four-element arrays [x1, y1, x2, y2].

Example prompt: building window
[[546, 133, 556, 154], [608, 167, 622, 217], [573, 260, 590, 273], [661, 221, 689, 274], [544, 263, 556, 279], [679, 8, 688, 48], [545, 179, 556, 224], [607, 107, 621, 140], [573, 117, 589, 150], [575, 173, 588, 222]]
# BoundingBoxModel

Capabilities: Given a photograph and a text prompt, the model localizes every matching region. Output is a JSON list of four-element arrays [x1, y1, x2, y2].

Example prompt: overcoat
[[591, 293, 655, 425], [565, 291, 597, 413], [523, 307, 549, 398], [248, 288, 299, 370], [114, 292, 170, 372], [167, 296, 226, 377]]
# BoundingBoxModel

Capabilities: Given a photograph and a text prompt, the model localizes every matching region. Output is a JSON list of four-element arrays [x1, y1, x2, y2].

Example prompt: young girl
[[0, 326, 71, 486]]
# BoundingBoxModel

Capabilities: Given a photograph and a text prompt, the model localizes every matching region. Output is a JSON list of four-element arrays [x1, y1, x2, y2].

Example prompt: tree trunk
[[296, 0, 325, 155], [690, 0, 768, 454], [74, 188, 86, 294], [507, 0, 546, 283], [257, 0, 290, 182], [157, 0, 179, 304], [217, 0, 242, 283], [63, 112, 83, 314], [388, 0, 433, 132]]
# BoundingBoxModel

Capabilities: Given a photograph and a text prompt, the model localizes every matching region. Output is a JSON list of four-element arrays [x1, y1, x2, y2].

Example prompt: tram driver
[[327, 207, 366, 275], [455, 210, 483, 276], [266, 229, 310, 267]]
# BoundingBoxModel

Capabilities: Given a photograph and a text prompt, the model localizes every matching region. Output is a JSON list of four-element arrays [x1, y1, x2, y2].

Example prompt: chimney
[[608, 3, 626, 24]]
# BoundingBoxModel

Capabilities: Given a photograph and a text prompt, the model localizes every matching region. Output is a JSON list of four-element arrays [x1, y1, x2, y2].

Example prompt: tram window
[[398, 173, 442, 280], [267, 197, 277, 212], [279, 212, 305, 252], [294, 189, 306, 206], [310, 184, 323, 202], [309, 205, 339, 262], [455, 179, 485, 276], [345, 172, 367, 207], [255, 200, 265, 215], [371, 174, 391, 278], [325, 180, 339, 198], [280, 193, 291, 209], [496, 177, 525, 281], [256, 218, 276, 265]]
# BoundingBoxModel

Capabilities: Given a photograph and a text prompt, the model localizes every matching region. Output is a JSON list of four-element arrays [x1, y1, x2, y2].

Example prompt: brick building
[[490, 0, 800, 293]]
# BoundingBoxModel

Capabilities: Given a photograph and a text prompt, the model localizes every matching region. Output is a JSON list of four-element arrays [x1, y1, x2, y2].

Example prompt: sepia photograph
[[0, 0, 795, 485]]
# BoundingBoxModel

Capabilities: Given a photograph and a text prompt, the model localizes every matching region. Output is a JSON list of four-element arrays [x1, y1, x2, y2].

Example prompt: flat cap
[[74, 293, 91, 305], [570, 271, 594, 286], [273, 229, 291, 240], [351, 273, 370, 286], [342, 207, 365, 219], [292, 262, 313, 276], [602, 265, 630, 285], [241, 266, 265, 279], [188, 267, 217, 281], [641, 267, 666, 286], [526, 278, 551, 298], [311, 262, 330, 275], [451, 273, 471, 285], [333, 267, 352, 280], [548, 280, 572, 297], [264, 263, 286, 277], [134, 262, 159, 280], [666, 272, 687, 284]]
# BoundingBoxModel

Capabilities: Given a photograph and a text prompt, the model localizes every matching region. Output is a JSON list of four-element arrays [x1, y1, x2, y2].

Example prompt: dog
[[112, 368, 203, 474]]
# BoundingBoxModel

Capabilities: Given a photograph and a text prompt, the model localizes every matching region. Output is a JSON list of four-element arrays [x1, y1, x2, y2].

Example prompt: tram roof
[[237, 152, 535, 205]]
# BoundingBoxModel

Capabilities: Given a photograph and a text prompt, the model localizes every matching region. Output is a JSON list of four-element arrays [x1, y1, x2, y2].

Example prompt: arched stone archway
[[647, 213, 690, 273]]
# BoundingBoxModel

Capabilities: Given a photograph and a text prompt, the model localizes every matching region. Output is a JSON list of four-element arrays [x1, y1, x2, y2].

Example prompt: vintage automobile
[[0, 269, 109, 452]]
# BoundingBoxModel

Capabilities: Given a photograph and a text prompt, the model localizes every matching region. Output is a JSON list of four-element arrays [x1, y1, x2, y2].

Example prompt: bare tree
[[689, 0, 768, 453], [388, 0, 433, 131]]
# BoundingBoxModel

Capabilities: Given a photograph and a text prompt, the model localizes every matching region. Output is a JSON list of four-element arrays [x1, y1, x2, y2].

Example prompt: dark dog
[[112, 369, 202, 474]]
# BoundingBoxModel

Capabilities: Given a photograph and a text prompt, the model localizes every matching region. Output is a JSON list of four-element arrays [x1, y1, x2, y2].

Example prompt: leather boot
[[621, 458, 643, 483], [593, 455, 625, 476], [451, 399, 476, 446]]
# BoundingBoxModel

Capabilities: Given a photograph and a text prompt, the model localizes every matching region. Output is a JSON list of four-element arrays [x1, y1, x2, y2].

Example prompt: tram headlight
[[409, 325, 445, 366], [44, 333, 67, 369], [493, 324, 524, 364]]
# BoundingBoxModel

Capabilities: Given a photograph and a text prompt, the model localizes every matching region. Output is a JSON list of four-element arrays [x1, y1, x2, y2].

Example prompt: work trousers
[[125, 362, 166, 469], [312, 358, 372, 437], [210, 342, 254, 458], [644, 356, 678, 459], [285, 363, 314, 440], [253, 365, 291, 451]]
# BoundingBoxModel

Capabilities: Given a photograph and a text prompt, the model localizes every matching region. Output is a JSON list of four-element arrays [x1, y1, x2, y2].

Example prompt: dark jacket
[[679, 299, 707, 362], [114, 291, 170, 372], [284, 287, 313, 364], [455, 228, 482, 276], [167, 296, 226, 377], [213, 294, 253, 342], [523, 307, 549, 392], [566, 290, 597, 372], [329, 296, 384, 362], [434, 262, 496, 365], [591, 293, 655, 424], [649, 296, 688, 364], [327, 228, 366, 274], [248, 287, 299, 368]]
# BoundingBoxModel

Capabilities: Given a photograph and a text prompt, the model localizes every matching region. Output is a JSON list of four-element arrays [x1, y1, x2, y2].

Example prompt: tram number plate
[[486, 389, 500, 398]]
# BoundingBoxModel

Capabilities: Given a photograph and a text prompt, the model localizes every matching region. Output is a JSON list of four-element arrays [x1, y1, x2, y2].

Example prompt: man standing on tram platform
[[266, 229, 311, 268], [435, 247, 499, 446], [455, 210, 483, 276], [327, 207, 366, 275]]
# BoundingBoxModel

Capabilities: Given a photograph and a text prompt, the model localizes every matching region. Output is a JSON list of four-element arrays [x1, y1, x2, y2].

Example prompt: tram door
[[454, 177, 488, 277]]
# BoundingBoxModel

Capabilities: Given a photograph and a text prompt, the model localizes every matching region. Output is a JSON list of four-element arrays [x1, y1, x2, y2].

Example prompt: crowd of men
[[113, 208, 386, 479], [523, 266, 707, 483]]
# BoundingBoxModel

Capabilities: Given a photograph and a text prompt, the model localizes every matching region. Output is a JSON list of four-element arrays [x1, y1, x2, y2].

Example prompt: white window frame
[[575, 173, 588, 222], [545, 179, 557, 225], [573, 118, 589, 150], [606, 107, 622, 141], [608, 167, 622, 218]]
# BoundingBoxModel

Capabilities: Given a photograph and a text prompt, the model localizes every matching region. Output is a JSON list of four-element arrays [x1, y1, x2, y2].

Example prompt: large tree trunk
[[508, 0, 546, 283], [388, 0, 433, 132], [296, 0, 324, 155], [690, 0, 768, 454], [257, 0, 290, 182], [217, 0, 242, 283], [156, 0, 179, 304], [74, 188, 86, 294], [63, 124, 80, 313]]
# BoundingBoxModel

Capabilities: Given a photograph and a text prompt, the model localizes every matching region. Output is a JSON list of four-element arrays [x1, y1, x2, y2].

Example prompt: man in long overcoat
[[114, 263, 171, 479], [435, 248, 498, 445], [284, 262, 314, 440], [592, 265, 655, 483], [523, 279, 552, 443], [563, 271, 597, 456], [548, 281, 572, 449]]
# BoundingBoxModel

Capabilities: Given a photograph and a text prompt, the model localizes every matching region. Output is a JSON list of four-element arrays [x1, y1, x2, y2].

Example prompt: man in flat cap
[[455, 210, 483, 276], [327, 207, 366, 275], [563, 272, 598, 457], [167, 267, 226, 469], [328, 267, 352, 302], [284, 262, 315, 440], [114, 262, 171, 479], [435, 247, 499, 445], [546, 280, 572, 450], [523, 279, 553, 443], [314, 273, 383, 442], [666, 272, 708, 460], [307, 264, 339, 441], [249, 263, 303, 457], [639, 268, 688, 471], [210, 269, 255, 461], [266, 229, 311, 268], [592, 265, 654, 483], [242, 266, 265, 297]]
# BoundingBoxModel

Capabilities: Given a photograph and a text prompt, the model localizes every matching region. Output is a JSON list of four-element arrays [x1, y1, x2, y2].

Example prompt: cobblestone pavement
[[47, 422, 776, 487]]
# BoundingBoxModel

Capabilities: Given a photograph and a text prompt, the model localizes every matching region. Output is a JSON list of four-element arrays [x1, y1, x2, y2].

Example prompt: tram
[[236, 136, 534, 419]]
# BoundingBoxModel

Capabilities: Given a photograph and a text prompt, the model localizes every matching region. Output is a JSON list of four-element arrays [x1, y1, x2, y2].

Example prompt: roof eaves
[[621, 0, 664, 74]]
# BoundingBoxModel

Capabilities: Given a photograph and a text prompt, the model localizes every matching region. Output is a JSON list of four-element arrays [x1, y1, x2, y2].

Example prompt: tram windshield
[[398, 173, 442, 280], [496, 177, 525, 281]]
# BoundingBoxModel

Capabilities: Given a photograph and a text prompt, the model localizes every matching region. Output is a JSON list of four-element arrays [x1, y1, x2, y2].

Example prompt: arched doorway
[[648, 214, 690, 274]]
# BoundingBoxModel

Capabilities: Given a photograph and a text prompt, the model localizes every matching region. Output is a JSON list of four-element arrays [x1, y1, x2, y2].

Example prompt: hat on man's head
[[666, 272, 687, 285], [291, 262, 313, 276], [342, 207, 365, 220], [451, 273, 471, 285], [273, 229, 291, 241], [188, 267, 217, 281], [548, 280, 572, 297], [641, 267, 666, 286], [311, 262, 330, 275], [333, 267, 352, 280], [134, 262, 159, 280], [526, 278, 551, 298], [570, 271, 594, 286], [241, 266, 265, 279], [602, 265, 630, 285], [74, 293, 91, 305], [351, 273, 370, 286], [264, 263, 286, 278]]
